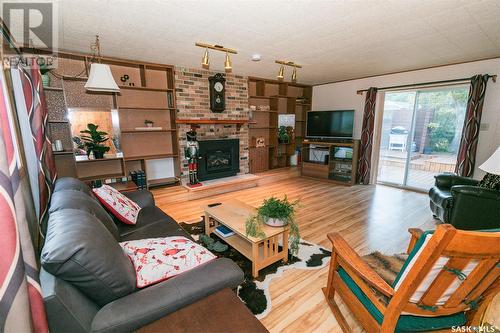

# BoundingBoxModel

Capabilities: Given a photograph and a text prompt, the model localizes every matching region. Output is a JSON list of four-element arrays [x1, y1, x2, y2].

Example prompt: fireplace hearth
[[198, 139, 240, 181]]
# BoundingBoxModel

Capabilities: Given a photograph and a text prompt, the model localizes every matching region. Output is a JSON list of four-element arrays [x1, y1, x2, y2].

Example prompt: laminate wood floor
[[151, 167, 444, 333]]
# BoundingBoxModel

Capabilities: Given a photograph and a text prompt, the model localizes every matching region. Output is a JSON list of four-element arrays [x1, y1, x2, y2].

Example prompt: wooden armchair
[[323, 224, 500, 332]]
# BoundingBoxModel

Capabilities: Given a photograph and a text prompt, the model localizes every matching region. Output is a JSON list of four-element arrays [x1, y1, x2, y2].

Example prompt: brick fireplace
[[198, 139, 240, 181], [175, 67, 249, 179]]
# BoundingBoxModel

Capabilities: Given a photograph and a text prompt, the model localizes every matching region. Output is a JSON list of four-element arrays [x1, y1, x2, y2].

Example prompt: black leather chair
[[429, 173, 500, 230]]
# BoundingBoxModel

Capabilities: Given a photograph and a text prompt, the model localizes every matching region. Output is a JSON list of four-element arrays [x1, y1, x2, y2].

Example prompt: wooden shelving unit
[[247, 77, 312, 173], [43, 51, 180, 188]]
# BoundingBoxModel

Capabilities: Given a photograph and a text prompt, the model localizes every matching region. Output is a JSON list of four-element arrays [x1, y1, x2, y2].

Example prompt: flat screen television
[[306, 110, 354, 139]]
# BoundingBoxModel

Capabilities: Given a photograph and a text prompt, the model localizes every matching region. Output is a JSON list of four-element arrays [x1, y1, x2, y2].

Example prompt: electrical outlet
[[480, 123, 490, 131]]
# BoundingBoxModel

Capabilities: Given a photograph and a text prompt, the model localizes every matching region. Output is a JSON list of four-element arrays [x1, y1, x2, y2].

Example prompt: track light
[[201, 48, 210, 69], [196, 42, 237, 71], [275, 60, 302, 83], [224, 52, 232, 72], [277, 65, 284, 80]]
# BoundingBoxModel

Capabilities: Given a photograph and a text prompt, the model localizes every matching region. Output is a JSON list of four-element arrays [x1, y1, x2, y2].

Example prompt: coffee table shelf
[[204, 199, 289, 277]]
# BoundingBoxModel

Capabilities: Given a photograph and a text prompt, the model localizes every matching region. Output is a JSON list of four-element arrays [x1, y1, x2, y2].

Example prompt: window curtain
[[0, 69, 49, 333], [455, 75, 489, 177], [357, 87, 378, 184], [10, 64, 56, 246]]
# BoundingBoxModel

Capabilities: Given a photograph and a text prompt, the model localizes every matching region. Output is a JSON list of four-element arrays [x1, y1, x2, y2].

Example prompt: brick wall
[[175, 67, 249, 177]]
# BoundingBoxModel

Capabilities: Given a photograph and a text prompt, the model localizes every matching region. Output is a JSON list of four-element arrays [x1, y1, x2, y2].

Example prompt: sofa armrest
[[123, 190, 155, 208], [91, 258, 244, 333], [434, 173, 479, 189], [40, 268, 99, 333]]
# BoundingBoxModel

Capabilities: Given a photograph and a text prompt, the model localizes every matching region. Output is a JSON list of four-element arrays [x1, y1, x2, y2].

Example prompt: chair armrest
[[434, 173, 479, 189], [327, 233, 394, 297], [123, 190, 155, 208], [451, 185, 500, 200], [407, 228, 424, 254], [91, 258, 244, 333]]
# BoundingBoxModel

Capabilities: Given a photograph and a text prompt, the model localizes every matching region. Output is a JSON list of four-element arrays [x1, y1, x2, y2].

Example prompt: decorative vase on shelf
[[263, 216, 287, 227], [41, 74, 50, 87]]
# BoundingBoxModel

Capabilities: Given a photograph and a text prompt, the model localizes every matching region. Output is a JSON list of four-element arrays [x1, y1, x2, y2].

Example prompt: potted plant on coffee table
[[245, 196, 300, 255], [80, 123, 110, 159]]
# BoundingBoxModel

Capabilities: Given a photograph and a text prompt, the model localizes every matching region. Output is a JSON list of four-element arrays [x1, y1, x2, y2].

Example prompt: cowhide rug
[[179, 218, 331, 319]]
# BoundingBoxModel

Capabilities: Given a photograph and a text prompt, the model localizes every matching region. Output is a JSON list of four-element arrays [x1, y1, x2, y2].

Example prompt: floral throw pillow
[[120, 236, 216, 288], [478, 173, 500, 190], [92, 184, 141, 225]]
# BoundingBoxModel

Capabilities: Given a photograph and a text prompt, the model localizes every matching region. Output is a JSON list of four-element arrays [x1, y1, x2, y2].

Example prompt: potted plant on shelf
[[245, 196, 300, 255], [278, 126, 290, 144], [80, 123, 110, 159], [40, 65, 50, 87], [144, 119, 154, 128]]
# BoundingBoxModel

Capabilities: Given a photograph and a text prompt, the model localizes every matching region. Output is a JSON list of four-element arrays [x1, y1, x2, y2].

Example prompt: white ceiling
[[57, 0, 500, 84]]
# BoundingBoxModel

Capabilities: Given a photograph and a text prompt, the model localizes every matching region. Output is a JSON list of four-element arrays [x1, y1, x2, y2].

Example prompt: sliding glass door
[[377, 86, 468, 191]]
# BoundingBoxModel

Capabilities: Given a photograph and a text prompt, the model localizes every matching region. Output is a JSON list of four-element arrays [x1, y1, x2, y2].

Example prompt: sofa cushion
[[428, 187, 453, 209], [119, 218, 191, 242], [54, 177, 93, 196], [41, 209, 136, 306], [120, 236, 216, 288], [49, 190, 119, 240], [115, 206, 179, 237]]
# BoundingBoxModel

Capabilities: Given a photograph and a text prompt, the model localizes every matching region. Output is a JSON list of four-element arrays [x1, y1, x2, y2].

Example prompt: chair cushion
[[54, 177, 93, 196], [93, 185, 141, 225], [120, 236, 216, 288], [41, 209, 136, 306], [49, 190, 119, 240], [393, 231, 479, 307], [428, 187, 453, 209], [337, 268, 466, 332]]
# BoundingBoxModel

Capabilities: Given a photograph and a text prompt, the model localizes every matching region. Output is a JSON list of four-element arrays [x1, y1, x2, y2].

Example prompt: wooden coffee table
[[204, 199, 289, 277]]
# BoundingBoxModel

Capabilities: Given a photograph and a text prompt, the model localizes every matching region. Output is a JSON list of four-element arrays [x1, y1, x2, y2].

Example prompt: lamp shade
[[479, 146, 500, 175], [84, 63, 120, 92]]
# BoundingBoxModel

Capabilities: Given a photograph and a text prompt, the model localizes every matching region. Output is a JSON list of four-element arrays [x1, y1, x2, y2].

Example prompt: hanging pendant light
[[291, 67, 297, 83], [84, 35, 120, 93], [201, 48, 210, 69], [277, 65, 285, 80], [224, 52, 232, 72]]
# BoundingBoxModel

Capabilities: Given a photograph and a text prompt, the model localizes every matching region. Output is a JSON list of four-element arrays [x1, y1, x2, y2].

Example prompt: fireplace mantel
[[176, 118, 251, 130]]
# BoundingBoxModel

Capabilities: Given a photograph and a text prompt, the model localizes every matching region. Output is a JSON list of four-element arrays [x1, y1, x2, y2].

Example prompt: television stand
[[303, 138, 353, 144], [301, 140, 360, 185]]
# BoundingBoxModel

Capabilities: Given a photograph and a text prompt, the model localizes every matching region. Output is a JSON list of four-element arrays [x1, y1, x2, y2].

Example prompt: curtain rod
[[356, 74, 497, 95]]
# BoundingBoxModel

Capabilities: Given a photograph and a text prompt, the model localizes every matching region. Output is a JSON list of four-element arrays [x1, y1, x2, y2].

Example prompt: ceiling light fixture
[[84, 35, 120, 93], [275, 60, 302, 83], [252, 54, 261, 61], [201, 48, 210, 69], [277, 65, 284, 81], [195, 42, 237, 72], [224, 52, 232, 73]]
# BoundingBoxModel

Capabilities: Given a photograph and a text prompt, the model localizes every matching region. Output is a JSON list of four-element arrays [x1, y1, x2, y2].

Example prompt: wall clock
[[208, 73, 226, 113]]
